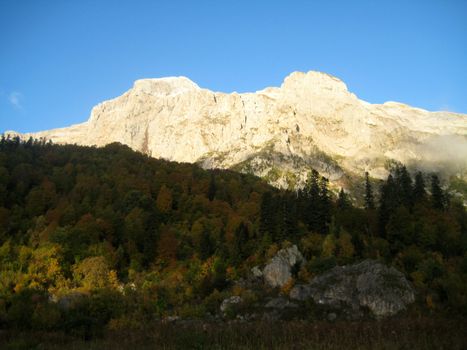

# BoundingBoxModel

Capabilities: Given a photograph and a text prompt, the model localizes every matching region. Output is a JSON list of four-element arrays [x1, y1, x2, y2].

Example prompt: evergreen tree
[[232, 222, 249, 263], [304, 169, 321, 232], [259, 192, 277, 239], [306, 170, 320, 201], [200, 229, 214, 260], [275, 192, 299, 242], [318, 177, 331, 234], [431, 174, 444, 210], [296, 188, 307, 226], [378, 174, 398, 237], [283, 192, 299, 239], [207, 173, 216, 201], [386, 205, 414, 250], [337, 188, 350, 210], [413, 171, 426, 203], [364, 172, 375, 210], [394, 165, 413, 208]]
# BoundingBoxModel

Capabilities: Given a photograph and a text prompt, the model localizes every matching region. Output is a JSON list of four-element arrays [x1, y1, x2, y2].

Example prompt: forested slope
[[0, 137, 466, 336]]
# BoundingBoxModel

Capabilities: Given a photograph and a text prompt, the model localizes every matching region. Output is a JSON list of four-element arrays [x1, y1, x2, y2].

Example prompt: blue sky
[[1, 0, 466, 133]]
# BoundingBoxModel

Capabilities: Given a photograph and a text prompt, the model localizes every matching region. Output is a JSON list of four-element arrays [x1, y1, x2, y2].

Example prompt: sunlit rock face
[[262, 245, 306, 288], [7, 71, 467, 189]]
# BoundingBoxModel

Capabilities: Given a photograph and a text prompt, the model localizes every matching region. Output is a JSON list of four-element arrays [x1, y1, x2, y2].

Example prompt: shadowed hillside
[[0, 137, 466, 347]]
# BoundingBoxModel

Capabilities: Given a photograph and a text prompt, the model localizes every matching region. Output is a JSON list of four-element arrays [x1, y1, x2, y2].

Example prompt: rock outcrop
[[6, 71, 467, 189], [262, 245, 305, 288], [289, 260, 415, 319]]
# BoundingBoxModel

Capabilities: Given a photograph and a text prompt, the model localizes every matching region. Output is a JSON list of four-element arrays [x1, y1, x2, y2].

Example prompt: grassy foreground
[[1, 318, 466, 350]]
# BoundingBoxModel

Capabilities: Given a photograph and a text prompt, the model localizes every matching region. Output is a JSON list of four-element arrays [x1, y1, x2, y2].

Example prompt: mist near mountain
[[414, 135, 467, 176]]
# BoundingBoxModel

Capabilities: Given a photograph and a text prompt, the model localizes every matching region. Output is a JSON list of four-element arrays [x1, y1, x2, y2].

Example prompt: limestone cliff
[[6, 71, 467, 189]]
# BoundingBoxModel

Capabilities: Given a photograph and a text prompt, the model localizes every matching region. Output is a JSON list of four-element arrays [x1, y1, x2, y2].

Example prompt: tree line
[[0, 137, 466, 335]]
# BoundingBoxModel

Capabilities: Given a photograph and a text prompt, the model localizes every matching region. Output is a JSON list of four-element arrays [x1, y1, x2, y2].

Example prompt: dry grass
[[1, 317, 466, 350]]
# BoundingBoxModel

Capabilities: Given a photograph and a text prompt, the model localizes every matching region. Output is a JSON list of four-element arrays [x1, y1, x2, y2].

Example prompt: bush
[[203, 289, 224, 315], [6, 289, 45, 330]]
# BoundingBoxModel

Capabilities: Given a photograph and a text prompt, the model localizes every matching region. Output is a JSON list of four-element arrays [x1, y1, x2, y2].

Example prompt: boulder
[[289, 260, 415, 319], [251, 266, 263, 278], [263, 245, 305, 288]]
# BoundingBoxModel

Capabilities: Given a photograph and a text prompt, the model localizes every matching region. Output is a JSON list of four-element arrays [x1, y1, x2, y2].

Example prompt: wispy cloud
[[8, 91, 23, 109]]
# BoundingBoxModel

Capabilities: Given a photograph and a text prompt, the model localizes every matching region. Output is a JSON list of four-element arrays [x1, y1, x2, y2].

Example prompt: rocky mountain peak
[[132, 76, 200, 96], [281, 71, 350, 94]]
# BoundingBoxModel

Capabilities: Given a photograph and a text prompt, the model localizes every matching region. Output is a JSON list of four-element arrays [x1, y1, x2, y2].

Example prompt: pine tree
[[284, 192, 299, 239], [277, 192, 299, 241], [395, 165, 413, 208], [306, 169, 320, 201], [431, 174, 444, 210], [413, 171, 426, 203], [304, 169, 321, 232], [318, 177, 331, 234], [378, 174, 398, 237], [259, 192, 277, 239], [364, 172, 375, 210], [337, 188, 350, 210], [232, 222, 249, 263], [275, 194, 286, 242], [207, 173, 216, 201], [296, 188, 307, 225]]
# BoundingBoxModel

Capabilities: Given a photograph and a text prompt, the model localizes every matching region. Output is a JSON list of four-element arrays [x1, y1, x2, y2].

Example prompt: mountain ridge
[[5, 70, 467, 189]]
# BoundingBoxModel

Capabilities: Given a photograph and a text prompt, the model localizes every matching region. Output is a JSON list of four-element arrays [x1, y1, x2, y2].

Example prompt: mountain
[[6, 71, 467, 189]]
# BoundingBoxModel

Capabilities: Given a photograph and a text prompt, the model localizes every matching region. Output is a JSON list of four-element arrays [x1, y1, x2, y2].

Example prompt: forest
[[0, 137, 466, 348]]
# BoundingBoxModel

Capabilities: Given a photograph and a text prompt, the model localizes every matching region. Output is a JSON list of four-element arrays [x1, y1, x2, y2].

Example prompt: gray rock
[[251, 266, 263, 278], [263, 245, 305, 288], [163, 315, 180, 323], [289, 260, 415, 319], [264, 297, 298, 309], [220, 296, 242, 313]]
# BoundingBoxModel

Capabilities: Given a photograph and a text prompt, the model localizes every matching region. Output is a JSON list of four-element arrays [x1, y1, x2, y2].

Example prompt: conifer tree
[[306, 170, 320, 202], [277, 192, 299, 241], [395, 165, 413, 208], [364, 172, 375, 210], [413, 171, 426, 203], [200, 229, 214, 260], [259, 192, 277, 239], [304, 169, 321, 232], [337, 188, 350, 210], [431, 174, 445, 210], [207, 173, 216, 201], [378, 174, 397, 237], [232, 222, 249, 263], [318, 177, 331, 234]]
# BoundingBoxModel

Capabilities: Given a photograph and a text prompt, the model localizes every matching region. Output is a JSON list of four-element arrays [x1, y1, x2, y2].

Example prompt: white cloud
[[8, 91, 23, 109]]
